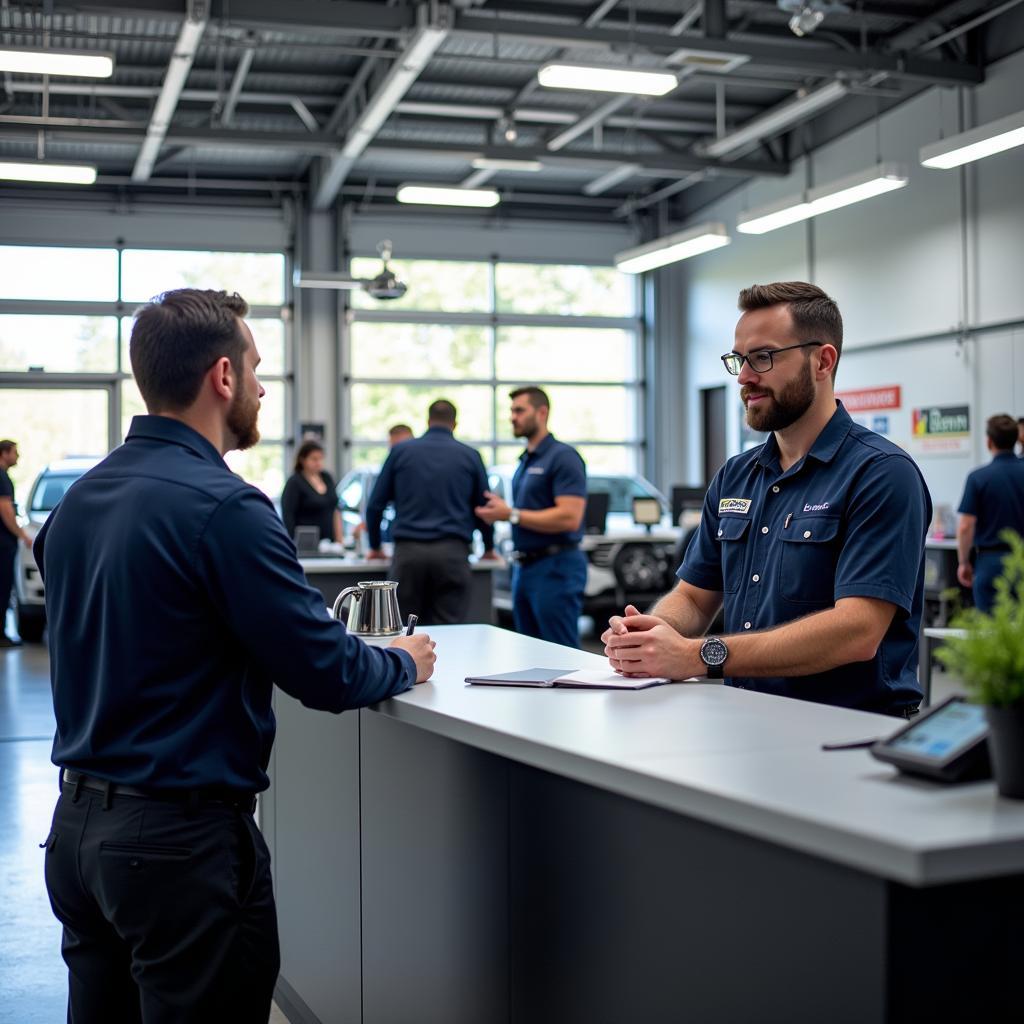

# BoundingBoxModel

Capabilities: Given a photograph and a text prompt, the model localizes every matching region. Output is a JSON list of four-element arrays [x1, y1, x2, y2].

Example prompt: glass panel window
[[225, 445, 286, 501], [0, 388, 109, 498], [496, 327, 636, 383], [0, 245, 118, 302], [495, 263, 634, 317], [257, 379, 285, 440], [121, 250, 285, 305], [348, 259, 489, 312], [0, 315, 117, 373], [121, 377, 146, 441], [250, 319, 286, 376], [351, 322, 489, 380], [350, 383, 492, 442], [576, 446, 637, 475], [495, 385, 637, 444]]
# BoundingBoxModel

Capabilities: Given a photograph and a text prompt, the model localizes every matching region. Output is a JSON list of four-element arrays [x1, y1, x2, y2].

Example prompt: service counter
[[265, 625, 1024, 1024], [298, 557, 497, 624]]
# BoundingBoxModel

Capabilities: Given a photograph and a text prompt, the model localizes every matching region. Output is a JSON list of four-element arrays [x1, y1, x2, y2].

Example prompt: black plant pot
[[985, 703, 1024, 799]]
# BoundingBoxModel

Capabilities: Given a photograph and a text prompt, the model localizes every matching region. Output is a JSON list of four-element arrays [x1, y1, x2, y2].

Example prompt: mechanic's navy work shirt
[[511, 433, 587, 552], [35, 416, 415, 792], [957, 451, 1024, 549], [366, 425, 494, 550], [679, 402, 931, 713]]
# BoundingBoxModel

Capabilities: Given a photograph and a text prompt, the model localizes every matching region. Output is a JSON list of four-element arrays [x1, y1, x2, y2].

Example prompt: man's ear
[[816, 344, 839, 380], [208, 356, 235, 401]]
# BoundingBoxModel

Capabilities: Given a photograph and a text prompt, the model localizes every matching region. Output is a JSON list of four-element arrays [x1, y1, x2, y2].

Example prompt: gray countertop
[[373, 624, 1024, 887], [299, 557, 501, 572]]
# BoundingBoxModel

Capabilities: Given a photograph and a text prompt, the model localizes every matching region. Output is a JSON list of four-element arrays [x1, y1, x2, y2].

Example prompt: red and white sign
[[836, 385, 902, 413]]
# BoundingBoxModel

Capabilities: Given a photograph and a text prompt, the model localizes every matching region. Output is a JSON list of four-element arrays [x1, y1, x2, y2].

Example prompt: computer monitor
[[584, 492, 610, 534], [632, 496, 662, 527], [671, 485, 706, 526]]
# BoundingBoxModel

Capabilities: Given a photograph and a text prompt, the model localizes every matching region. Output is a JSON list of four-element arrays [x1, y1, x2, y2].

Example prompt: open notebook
[[465, 667, 669, 690]]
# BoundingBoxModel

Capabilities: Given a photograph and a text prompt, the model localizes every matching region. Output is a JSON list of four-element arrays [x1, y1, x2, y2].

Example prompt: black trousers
[[43, 782, 279, 1023], [0, 538, 15, 628], [392, 537, 472, 625]]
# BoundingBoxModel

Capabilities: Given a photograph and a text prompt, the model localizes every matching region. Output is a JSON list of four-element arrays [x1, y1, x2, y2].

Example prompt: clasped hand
[[601, 604, 696, 678]]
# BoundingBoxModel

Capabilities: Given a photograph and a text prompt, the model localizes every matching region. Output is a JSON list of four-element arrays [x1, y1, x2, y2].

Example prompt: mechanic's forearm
[[957, 522, 974, 566], [650, 587, 714, 637], [0, 504, 23, 539], [517, 506, 581, 533]]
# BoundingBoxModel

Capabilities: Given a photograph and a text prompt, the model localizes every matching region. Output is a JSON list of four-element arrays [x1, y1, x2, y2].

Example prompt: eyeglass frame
[[720, 340, 825, 376]]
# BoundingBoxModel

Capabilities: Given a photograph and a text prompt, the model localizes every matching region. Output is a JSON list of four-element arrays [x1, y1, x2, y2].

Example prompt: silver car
[[14, 457, 100, 642]]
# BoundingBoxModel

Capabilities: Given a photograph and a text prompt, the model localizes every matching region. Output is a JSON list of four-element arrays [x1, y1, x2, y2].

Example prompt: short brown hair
[[130, 288, 249, 413], [987, 414, 1018, 451], [294, 440, 324, 473], [428, 399, 457, 427], [509, 386, 550, 410], [0, 440, 15, 456], [738, 282, 843, 379], [388, 423, 413, 440]]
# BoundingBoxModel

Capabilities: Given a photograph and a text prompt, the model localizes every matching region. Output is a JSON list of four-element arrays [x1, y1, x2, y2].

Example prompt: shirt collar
[[520, 432, 556, 461], [425, 426, 453, 437], [994, 451, 1017, 460], [755, 401, 852, 470], [125, 415, 227, 468]]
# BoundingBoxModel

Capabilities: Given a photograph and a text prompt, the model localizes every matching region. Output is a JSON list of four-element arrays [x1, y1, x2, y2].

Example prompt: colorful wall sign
[[910, 405, 971, 454]]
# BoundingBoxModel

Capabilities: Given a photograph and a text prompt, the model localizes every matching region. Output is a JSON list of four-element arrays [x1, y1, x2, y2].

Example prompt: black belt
[[512, 543, 579, 567], [60, 769, 257, 814]]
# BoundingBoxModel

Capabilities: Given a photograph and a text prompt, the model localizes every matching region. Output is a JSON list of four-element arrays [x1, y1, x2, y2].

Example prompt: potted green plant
[[937, 530, 1024, 798]]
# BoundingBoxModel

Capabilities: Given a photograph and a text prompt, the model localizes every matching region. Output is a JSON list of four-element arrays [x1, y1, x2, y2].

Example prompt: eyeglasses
[[720, 341, 824, 376]]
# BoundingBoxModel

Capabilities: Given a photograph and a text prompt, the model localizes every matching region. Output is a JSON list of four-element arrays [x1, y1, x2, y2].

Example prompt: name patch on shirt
[[527, 467, 545, 475], [803, 502, 831, 512], [719, 498, 751, 515]]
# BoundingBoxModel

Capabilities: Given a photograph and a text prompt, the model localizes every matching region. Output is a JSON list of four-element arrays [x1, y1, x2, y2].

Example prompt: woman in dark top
[[281, 441, 342, 544]]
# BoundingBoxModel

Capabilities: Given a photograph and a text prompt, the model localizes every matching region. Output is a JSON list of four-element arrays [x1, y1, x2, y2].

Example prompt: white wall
[[658, 47, 1024, 510]]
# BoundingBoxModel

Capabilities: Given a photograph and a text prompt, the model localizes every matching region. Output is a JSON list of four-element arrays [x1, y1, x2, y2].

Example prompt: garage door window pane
[[0, 315, 117, 373], [225, 445, 286, 500], [496, 327, 636, 383], [351, 322, 489, 379], [495, 386, 637, 443], [257, 379, 285, 440], [121, 250, 285, 305], [0, 246, 118, 301], [351, 383, 492, 442], [349, 259, 489, 312], [495, 264, 634, 317], [251, 319, 286, 376]]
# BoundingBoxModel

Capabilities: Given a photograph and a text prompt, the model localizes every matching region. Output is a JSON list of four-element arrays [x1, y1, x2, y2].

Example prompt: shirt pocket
[[715, 516, 751, 594], [779, 515, 841, 604]]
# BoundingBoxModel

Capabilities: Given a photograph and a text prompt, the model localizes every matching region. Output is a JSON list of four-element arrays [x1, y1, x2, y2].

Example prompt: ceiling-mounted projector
[[293, 240, 408, 300]]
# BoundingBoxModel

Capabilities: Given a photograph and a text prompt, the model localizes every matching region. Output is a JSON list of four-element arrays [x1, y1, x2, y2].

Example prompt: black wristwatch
[[699, 636, 729, 679]]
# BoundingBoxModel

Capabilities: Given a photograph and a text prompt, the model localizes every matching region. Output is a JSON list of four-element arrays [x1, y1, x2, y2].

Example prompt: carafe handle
[[332, 585, 363, 620]]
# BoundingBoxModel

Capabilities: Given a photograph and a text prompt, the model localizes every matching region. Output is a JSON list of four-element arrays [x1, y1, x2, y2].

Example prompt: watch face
[[701, 637, 728, 667]]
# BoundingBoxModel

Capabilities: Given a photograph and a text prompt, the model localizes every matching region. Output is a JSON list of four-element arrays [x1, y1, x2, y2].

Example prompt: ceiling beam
[[312, 6, 452, 209], [453, 10, 984, 85], [132, 2, 208, 181], [218, 42, 256, 125]]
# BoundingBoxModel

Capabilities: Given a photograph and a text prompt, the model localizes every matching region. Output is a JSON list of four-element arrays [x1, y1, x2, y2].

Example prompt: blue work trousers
[[511, 548, 587, 649], [973, 550, 1008, 614]]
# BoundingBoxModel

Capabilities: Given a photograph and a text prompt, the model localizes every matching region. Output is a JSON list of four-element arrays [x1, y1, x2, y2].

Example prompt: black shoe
[[0, 635, 22, 648]]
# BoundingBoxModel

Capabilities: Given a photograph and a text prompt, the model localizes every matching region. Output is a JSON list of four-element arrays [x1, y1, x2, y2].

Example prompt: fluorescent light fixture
[[737, 163, 908, 235], [537, 63, 678, 97], [700, 80, 848, 159], [396, 184, 500, 208], [0, 160, 97, 185], [0, 47, 113, 78], [665, 47, 750, 74], [615, 222, 730, 274], [470, 157, 543, 172], [920, 108, 1024, 169]]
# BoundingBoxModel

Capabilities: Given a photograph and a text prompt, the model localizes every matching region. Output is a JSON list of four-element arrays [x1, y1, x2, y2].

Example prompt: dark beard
[[227, 388, 260, 451], [742, 357, 815, 433]]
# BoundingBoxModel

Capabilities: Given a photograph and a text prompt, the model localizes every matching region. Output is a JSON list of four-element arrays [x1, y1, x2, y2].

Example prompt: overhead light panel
[[396, 184, 500, 208], [470, 158, 543, 172], [699, 80, 848, 159], [737, 163, 908, 235], [0, 160, 97, 185], [920, 109, 1024, 169], [537, 63, 678, 97], [615, 223, 730, 274], [0, 46, 113, 78], [665, 48, 750, 74]]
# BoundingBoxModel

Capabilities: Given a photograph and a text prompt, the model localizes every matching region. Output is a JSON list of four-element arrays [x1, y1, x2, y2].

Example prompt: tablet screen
[[888, 700, 988, 761]]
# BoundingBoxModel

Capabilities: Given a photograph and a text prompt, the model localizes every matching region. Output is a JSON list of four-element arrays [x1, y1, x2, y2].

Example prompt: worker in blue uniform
[[36, 288, 436, 1022], [956, 413, 1024, 612], [603, 281, 931, 716], [476, 386, 587, 648]]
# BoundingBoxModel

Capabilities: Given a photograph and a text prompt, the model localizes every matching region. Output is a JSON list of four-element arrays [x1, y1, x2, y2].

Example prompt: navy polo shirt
[[511, 433, 587, 552], [35, 415, 415, 792], [366, 426, 494, 550], [957, 452, 1024, 549], [679, 402, 931, 713]]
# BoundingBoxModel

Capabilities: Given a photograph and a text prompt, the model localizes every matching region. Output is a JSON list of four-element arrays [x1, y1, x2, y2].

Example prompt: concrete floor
[[0, 611, 964, 1022]]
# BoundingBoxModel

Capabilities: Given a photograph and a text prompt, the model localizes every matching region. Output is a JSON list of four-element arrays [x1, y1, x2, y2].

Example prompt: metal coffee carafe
[[332, 580, 403, 644]]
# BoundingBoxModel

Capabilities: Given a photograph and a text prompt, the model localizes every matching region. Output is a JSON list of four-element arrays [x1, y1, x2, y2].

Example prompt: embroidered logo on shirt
[[527, 467, 545, 475], [803, 502, 831, 512], [719, 498, 751, 514]]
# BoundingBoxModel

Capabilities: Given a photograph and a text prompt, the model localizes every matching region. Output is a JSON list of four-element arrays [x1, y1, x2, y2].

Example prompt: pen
[[405, 614, 418, 636]]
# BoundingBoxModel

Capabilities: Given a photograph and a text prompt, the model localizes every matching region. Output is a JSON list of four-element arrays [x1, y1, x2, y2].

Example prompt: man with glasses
[[603, 281, 931, 716]]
